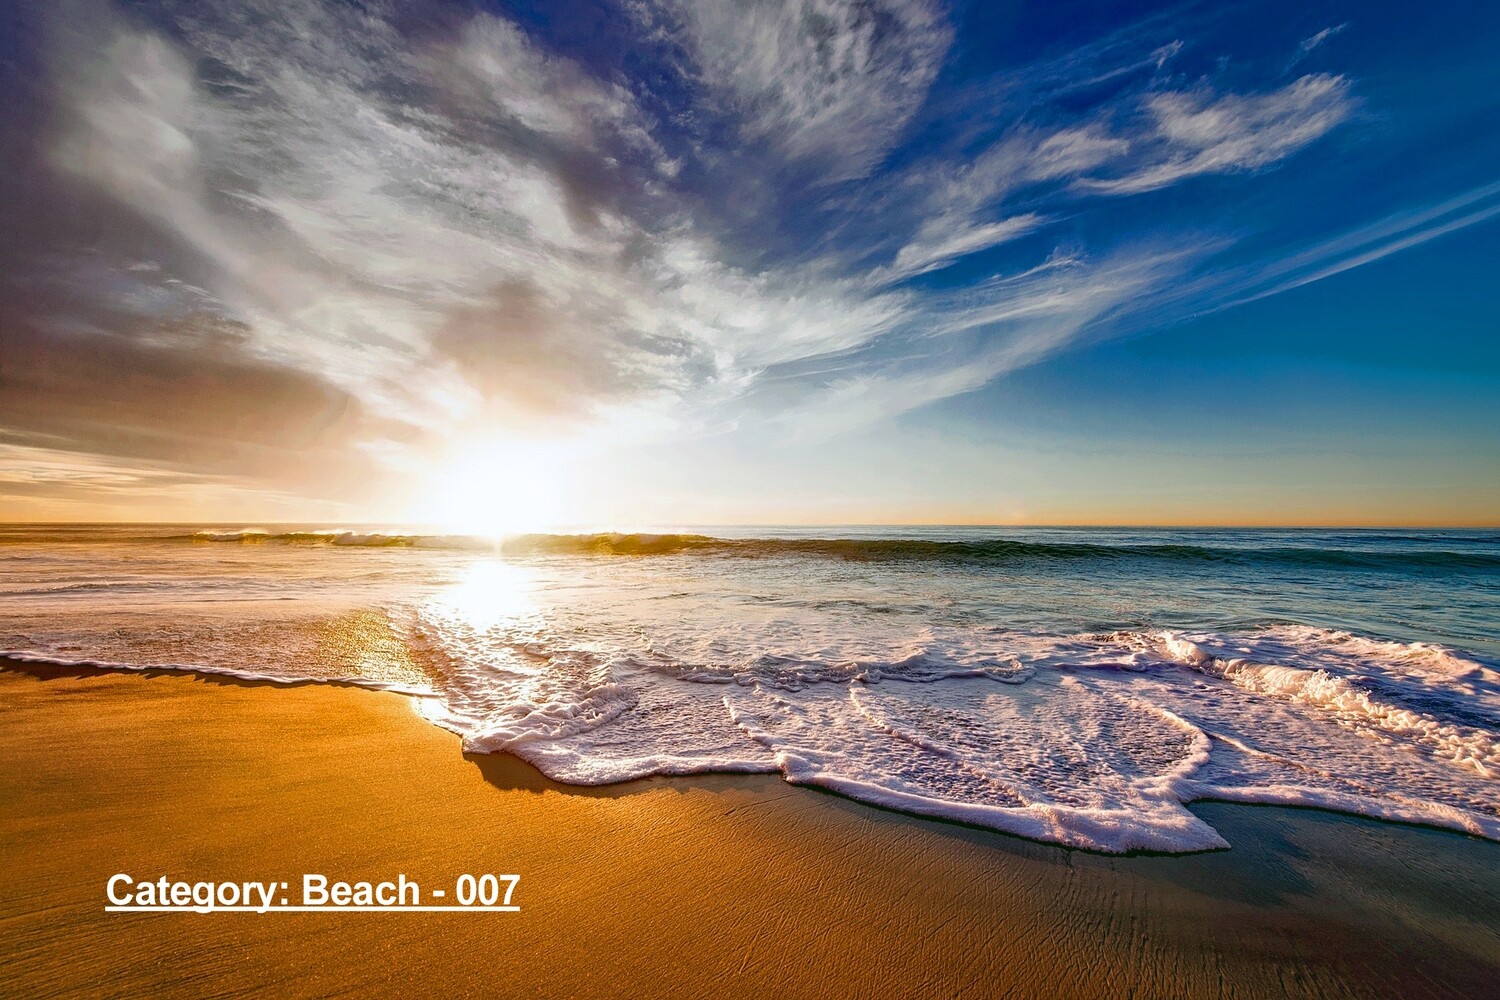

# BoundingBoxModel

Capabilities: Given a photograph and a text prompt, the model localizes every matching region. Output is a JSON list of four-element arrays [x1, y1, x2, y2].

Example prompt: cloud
[[1212, 180, 1500, 310], [37, 2, 905, 435], [1151, 40, 1184, 69], [1079, 74, 1355, 194], [51, 28, 198, 214], [887, 214, 1047, 279], [873, 125, 1126, 280], [432, 15, 639, 143], [0, 437, 348, 520], [756, 244, 1201, 438], [1298, 23, 1348, 57], [1, 313, 374, 465], [932, 125, 1130, 211], [874, 72, 1353, 283], [1, 0, 1389, 516], [648, 0, 952, 178]]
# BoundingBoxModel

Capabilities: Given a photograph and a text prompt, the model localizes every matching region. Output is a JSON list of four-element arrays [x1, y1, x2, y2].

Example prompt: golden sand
[[2, 664, 1497, 998]]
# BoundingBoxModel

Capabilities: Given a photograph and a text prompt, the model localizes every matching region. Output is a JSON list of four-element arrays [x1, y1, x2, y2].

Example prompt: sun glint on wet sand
[[2, 664, 1497, 999]]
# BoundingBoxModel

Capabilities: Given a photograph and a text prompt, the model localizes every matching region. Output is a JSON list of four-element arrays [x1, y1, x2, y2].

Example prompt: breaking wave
[[10, 622, 1498, 855], [380, 611, 1500, 854], [501, 533, 1500, 569], [3, 526, 1495, 569], [188, 529, 497, 549], [6, 523, 1497, 854]]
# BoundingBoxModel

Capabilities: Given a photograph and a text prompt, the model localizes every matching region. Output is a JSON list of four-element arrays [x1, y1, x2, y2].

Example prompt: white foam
[[395, 610, 1500, 852], [1144, 630, 1500, 775], [722, 676, 1226, 853], [9, 536, 1499, 855]]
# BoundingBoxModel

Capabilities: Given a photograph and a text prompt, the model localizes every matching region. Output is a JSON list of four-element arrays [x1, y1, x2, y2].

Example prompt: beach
[[5, 0, 1497, 993], [3, 663, 1496, 999]]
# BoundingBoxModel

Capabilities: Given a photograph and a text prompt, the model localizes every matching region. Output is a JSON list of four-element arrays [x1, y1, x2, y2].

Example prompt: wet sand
[[2, 663, 1497, 998]]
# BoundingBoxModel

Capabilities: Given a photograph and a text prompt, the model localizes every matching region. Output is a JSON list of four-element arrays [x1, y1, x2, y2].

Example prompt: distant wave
[[0, 526, 495, 549], [3, 527, 1497, 568], [187, 529, 496, 549], [498, 533, 1500, 570]]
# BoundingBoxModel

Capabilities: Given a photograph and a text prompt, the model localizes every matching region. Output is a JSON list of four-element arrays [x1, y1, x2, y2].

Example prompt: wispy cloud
[[1293, 22, 1349, 64], [866, 70, 1352, 290], [1212, 180, 1500, 310], [876, 124, 1127, 279], [885, 214, 1048, 280], [755, 243, 1204, 438], [1077, 74, 1355, 194], [646, 0, 952, 179], [41, 1, 911, 431], [3, 0, 1438, 516]]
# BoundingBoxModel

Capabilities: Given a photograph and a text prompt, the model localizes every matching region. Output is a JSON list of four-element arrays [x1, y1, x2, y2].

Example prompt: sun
[[418, 438, 575, 537]]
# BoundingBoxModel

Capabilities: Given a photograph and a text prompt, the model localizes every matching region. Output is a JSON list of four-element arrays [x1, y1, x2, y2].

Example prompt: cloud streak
[[649, 0, 952, 178], [1211, 180, 1500, 311], [1077, 74, 1356, 195], [6, 0, 1451, 519]]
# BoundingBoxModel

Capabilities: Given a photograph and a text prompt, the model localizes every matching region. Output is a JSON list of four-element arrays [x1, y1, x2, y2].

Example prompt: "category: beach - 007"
[[103, 872, 520, 912]]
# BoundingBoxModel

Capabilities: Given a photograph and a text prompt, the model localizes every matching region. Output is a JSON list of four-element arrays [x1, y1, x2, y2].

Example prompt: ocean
[[3, 524, 1497, 854]]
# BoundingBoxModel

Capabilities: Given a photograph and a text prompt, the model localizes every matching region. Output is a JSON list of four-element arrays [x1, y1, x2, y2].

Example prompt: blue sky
[[1, 0, 1496, 524]]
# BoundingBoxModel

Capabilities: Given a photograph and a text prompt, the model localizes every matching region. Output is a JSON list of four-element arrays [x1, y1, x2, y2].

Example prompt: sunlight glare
[[420, 437, 576, 537], [436, 558, 536, 630]]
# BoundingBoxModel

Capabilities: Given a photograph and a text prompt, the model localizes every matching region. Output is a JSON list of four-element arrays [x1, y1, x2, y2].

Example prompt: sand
[[2, 663, 1497, 999]]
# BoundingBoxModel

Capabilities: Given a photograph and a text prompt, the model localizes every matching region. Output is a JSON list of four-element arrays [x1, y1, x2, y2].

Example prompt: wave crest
[[499, 533, 1500, 569], [188, 529, 496, 550]]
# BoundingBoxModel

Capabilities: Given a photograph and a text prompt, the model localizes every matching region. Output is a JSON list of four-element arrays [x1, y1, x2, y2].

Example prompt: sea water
[[3, 524, 1497, 853]]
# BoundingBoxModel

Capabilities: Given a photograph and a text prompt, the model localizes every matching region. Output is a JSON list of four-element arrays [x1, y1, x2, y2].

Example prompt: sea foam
[[5, 525, 1498, 854], [391, 603, 1500, 852]]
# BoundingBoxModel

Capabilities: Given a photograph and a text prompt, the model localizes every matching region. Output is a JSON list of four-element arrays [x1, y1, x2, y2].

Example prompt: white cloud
[[765, 245, 1198, 438], [435, 15, 637, 142], [652, 0, 952, 178], [46, 0, 936, 455], [878, 125, 1127, 280], [887, 214, 1047, 279], [1151, 40, 1183, 68], [1212, 180, 1500, 309], [1299, 23, 1348, 56], [52, 29, 199, 213], [1081, 74, 1355, 194], [25, 0, 1375, 510]]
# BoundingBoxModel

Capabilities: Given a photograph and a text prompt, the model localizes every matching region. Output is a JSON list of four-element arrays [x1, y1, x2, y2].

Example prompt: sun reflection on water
[[434, 558, 537, 629]]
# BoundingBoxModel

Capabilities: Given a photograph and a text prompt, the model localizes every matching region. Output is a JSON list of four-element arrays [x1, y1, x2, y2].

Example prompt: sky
[[1, 0, 1496, 528]]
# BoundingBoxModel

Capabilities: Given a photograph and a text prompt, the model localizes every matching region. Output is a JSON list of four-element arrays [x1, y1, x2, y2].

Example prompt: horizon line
[[2, 520, 1497, 531]]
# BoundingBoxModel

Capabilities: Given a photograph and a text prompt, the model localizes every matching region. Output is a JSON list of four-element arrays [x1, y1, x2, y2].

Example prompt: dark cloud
[[0, 309, 387, 494], [430, 279, 716, 423]]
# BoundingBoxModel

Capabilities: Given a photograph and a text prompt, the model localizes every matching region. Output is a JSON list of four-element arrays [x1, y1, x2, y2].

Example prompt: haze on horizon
[[2, 0, 1497, 531]]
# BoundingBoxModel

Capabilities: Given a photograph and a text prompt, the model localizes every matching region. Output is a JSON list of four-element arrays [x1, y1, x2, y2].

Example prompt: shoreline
[[3, 664, 1498, 997], [8, 652, 1497, 856]]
